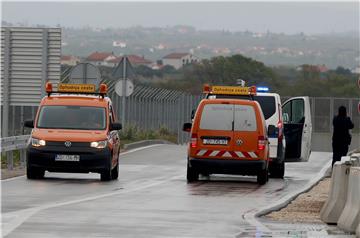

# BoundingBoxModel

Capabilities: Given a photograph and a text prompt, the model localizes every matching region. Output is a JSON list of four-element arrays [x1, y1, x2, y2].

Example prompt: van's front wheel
[[257, 168, 268, 185], [187, 161, 199, 183]]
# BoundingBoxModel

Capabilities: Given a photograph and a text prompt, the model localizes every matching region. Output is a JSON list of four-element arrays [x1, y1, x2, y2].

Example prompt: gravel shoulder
[[264, 177, 331, 223]]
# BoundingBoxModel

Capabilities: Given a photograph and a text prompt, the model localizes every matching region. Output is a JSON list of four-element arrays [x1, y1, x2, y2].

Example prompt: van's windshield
[[37, 106, 106, 130], [199, 104, 257, 131]]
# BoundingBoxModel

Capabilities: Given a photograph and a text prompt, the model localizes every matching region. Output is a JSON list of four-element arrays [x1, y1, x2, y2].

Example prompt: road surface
[[2, 144, 335, 237]]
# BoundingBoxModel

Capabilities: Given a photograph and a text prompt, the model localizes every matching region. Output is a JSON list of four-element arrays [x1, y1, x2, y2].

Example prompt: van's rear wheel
[[187, 161, 199, 183], [269, 161, 285, 179], [257, 168, 268, 185]]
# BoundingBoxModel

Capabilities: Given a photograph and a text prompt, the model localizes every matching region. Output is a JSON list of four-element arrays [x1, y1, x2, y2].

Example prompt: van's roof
[[40, 95, 110, 107], [201, 98, 259, 106]]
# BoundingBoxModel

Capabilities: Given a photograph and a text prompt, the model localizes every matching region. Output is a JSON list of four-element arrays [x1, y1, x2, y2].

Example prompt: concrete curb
[[123, 139, 173, 151], [256, 161, 331, 218]]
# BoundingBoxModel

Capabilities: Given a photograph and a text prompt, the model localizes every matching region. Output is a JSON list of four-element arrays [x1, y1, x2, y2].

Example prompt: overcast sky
[[2, 1, 359, 34]]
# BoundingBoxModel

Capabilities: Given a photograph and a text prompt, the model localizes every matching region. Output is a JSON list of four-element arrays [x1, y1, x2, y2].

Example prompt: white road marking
[[1, 144, 164, 183], [2, 173, 184, 236]]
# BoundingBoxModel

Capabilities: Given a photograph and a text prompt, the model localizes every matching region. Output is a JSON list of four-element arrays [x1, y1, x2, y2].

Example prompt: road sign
[[69, 63, 101, 87], [115, 79, 134, 97]]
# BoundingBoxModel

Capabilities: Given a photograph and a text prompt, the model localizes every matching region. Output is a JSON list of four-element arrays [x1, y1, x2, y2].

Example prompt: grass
[[1, 150, 22, 169], [119, 124, 177, 148]]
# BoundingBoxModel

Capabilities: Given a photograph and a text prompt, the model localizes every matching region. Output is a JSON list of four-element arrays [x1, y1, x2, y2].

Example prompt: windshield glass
[[37, 106, 106, 130]]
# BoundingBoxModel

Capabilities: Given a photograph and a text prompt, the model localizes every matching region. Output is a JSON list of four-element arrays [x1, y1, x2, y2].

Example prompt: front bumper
[[26, 145, 111, 173], [189, 157, 267, 176]]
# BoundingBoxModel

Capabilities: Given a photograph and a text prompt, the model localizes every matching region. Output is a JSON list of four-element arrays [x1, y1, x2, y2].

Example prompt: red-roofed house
[[85, 52, 117, 66], [108, 55, 153, 67], [61, 55, 80, 66], [162, 53, 199, 69]]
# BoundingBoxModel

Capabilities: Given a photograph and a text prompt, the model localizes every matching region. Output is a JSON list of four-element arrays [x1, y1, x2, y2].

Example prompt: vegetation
[[141, 54, 359, 98], [119, 124, 177, 148]]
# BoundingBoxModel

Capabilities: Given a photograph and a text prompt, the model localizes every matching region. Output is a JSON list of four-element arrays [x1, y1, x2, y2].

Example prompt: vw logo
[[236, 139, 243, 146], [64, 141, 72, 147]]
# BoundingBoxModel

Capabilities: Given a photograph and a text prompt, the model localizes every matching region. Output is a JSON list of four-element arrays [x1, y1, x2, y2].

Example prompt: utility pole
[[121, 56, 127, 127]]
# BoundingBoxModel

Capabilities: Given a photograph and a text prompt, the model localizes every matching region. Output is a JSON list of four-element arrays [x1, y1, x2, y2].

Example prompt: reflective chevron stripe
[[195, 150, 258, 158]]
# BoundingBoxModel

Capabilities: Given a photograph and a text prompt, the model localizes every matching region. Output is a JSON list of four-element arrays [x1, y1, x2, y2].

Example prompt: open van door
[[282, 97, 312, 162]]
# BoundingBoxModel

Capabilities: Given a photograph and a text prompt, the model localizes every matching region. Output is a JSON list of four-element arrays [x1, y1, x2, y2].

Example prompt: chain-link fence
[[2, 90, 359, 151]]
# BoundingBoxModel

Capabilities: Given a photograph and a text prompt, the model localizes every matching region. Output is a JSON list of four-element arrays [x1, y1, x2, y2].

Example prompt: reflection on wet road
[[1, 145, 346, 237]]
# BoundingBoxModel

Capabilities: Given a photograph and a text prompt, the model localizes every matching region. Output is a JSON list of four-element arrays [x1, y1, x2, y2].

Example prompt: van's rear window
[[200, 104, 233, 131], [199, 104, 257, 131], [210, 95, 276, 120], [37, 106, 106, 130]]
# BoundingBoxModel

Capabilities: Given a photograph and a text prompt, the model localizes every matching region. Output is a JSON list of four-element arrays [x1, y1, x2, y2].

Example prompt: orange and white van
[[183, 95, 272, 185], [24, 83, 122, 181]]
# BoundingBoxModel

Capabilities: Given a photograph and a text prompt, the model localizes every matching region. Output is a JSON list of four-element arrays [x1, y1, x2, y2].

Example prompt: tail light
[[258, 136, 266, 150], [190, 133, 198, 148]]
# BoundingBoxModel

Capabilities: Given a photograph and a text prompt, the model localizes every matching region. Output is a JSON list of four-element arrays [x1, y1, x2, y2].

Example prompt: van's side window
[[283, 99, 304, 124]]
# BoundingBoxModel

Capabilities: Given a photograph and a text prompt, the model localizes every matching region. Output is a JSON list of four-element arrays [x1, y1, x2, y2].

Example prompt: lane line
[[1, 144, 165, 182], [2, 173, 184, 236]]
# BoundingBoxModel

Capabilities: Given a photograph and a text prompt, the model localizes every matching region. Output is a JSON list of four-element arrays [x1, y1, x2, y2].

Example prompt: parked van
[[183, 97, 272, 185], [204, 85, 312, 178], [24, 83, 122, 181]]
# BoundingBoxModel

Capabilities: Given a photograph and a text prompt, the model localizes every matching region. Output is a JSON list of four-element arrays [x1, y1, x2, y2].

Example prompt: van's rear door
[[232, 104, 259, 159], [282, 97, 312, 162], [196, 103, 233, 157]]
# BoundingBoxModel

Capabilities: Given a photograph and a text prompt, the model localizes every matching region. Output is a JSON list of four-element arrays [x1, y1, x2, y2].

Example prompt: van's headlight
[[31, 138, 46, 147], [90, 140, 107, 149]]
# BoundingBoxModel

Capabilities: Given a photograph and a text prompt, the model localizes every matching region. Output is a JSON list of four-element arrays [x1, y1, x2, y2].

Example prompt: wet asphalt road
[[1, 144, 333, 238]]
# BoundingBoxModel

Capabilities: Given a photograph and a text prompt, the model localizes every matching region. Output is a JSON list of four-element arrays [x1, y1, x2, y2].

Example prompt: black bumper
[[27, 146, 111, 173], [189, 158, 267, 176]]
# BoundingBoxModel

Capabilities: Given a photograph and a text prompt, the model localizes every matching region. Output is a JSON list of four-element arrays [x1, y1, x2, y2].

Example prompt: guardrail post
[[20, 149, 26, 168], [6, 151, 14, 170]]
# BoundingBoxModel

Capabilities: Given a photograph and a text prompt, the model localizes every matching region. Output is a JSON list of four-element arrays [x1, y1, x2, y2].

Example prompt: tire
[[111, 160, 119, 180], [269, 161, 285, 179], [257, 168, 268, 185], [27, 167, 45, 179], [101, 168, 112, 181], [187, 162, 199, 183]]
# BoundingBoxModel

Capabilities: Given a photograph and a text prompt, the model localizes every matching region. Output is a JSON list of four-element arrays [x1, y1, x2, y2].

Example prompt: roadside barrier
[[320, 161, 351, 223], [337, 167, 360, 233]]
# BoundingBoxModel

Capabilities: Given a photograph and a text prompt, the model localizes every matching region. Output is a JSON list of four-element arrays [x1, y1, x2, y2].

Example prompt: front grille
[[46, 141, 90, 148]]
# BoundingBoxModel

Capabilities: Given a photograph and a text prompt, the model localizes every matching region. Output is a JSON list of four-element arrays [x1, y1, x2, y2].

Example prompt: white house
[[162, 53, 199, 69]]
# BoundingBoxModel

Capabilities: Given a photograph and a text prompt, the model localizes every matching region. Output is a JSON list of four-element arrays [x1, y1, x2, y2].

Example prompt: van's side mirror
[[24, 120, 34, 128], [268, 125, 276, 136], [183, 123, 192, 132], [191, 109, 195, 120], [110, 122, 122, 131]]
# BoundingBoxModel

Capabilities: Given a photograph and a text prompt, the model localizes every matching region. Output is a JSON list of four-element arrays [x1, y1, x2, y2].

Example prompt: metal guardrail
[[1, 135, 30, 152], [1, 135, 30, 170]]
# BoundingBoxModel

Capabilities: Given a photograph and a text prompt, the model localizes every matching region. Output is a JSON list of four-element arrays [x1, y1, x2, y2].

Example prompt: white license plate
[[55, 154, 80, 162], [203, 139, 228, 145]]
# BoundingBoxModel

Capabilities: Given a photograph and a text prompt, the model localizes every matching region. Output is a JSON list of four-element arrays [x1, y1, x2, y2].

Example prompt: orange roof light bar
[[203, 84, 257, 96], [45, 82, 53, 95], [203, 84, 211, 94], [99, 84, 108, 95]]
